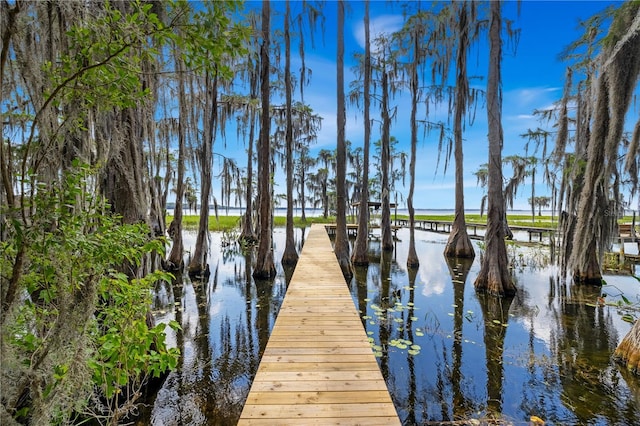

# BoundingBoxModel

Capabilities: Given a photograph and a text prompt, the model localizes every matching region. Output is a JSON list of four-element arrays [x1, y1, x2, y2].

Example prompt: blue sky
[[226, 1, 637, 212]]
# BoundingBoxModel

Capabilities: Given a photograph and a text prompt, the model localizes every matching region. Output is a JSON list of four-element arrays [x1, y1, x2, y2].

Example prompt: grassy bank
[[402, 214, 636, 229], [167, 213, 636, 232], [411, 214, 559, 228], [166, 215, 335, 232]]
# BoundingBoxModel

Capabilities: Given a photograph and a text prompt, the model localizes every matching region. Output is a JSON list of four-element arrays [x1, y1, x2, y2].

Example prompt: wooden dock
[[395, 218, 556, 242], [324, 223, 400, 238], [238, 224, 400, 425]]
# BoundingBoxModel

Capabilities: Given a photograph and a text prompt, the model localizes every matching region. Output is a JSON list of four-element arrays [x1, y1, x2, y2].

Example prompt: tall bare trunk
[[444, 2, 474, 259], [253, 0, 275, 279], [282, 0, 298, 266], [167, 53, 187, 271], [474, 0, 514, 296], [189, 72, 217, 276], [352, 0, 371, 266], [240, 79, 258, 243], [380, 70, 393, 252], [407, 34, 420, 269], [334, 0, 352, 278]]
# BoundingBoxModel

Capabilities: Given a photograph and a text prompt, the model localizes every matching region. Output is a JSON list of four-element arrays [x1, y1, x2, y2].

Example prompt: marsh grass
[[166, 215, 336, 231], [167, 214, 635, 232]]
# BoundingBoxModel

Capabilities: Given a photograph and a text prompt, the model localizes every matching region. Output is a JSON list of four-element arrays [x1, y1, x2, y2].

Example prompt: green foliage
[[167, 214, 336, 232], [90, 270, 180, 400], [1, 163, 179, 424], [43, 1, 168, 112], [171, 0, 249, 78]]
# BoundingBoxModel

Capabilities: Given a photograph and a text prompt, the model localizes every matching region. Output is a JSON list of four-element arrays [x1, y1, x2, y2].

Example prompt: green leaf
[[622, 314, 636, 323], [54, 364, 69, 381], [168, 320, 182, 331]]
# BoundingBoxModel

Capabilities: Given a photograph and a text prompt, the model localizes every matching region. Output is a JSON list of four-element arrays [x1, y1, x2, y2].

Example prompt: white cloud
[[504, 86, 561, 115], [352, 14, 405, 50]]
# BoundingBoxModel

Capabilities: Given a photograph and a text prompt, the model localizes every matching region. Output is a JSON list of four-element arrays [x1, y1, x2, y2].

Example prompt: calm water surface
[[139, 227, 640, 425]]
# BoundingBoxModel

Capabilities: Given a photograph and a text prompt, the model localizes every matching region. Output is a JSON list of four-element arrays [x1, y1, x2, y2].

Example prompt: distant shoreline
[[167, 205, 638, 218], [166, 212, 637, 232]]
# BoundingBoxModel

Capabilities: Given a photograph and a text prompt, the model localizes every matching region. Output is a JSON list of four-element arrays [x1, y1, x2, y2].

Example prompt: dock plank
[[238, 224, 400, 425]]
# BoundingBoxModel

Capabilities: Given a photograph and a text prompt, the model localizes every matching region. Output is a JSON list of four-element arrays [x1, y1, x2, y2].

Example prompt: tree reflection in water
[[445, 256, 475, 421], [138, 230, 291, 425], [350, 228, 640, 425], [477, 292, 514, 418], [138, 227, 640, 425]]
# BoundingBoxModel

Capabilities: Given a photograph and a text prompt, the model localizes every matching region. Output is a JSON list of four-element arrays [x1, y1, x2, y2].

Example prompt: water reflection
[[444, 256, 474, 421], [138, 230, 294, 425], [140, 227, 640, 425], [353, 228, 640, 425], [478, 293, 514, 417]]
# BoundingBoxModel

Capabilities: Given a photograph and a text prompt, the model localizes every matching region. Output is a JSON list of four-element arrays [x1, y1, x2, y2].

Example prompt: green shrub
[[1, 163, 179, 425]]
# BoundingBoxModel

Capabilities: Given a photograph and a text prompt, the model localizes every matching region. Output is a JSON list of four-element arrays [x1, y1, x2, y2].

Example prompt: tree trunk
[[253, 0, 275, 279], [351, 0, 371, 266], [333, 0, 352, 279], [474, 0, 514, 296], [380, 69, 393, 252], [189, 72, 217, 277], [444, 2, 474, 259], [572, 238, 602, 284], [240, 98, 257, 243], [282, 0, 298, 267], [102, 108, 149, 226], [299, 151, 309, 223], [166, 53, 187, 272], [570, 3, 640, 284], [322, 176, 329, 219], [407, 34, 420, 270], [614, 319, 640, 375]]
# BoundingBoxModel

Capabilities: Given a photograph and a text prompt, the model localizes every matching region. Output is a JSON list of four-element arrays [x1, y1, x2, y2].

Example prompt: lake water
[[138, 227, 640, 425]]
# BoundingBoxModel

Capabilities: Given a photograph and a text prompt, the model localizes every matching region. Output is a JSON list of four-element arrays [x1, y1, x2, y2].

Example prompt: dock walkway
[[395, 218, 556, 242], [238, 224, 400, 425]]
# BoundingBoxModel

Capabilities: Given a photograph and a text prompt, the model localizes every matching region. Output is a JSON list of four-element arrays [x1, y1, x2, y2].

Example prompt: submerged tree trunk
[[334, 0, 352, 279], [474, 0, 514, 296], [351, 0, 371, 266], [614, 319, 640, 375], [444, 2, 474, 259], [253, 0, 275, 279]]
